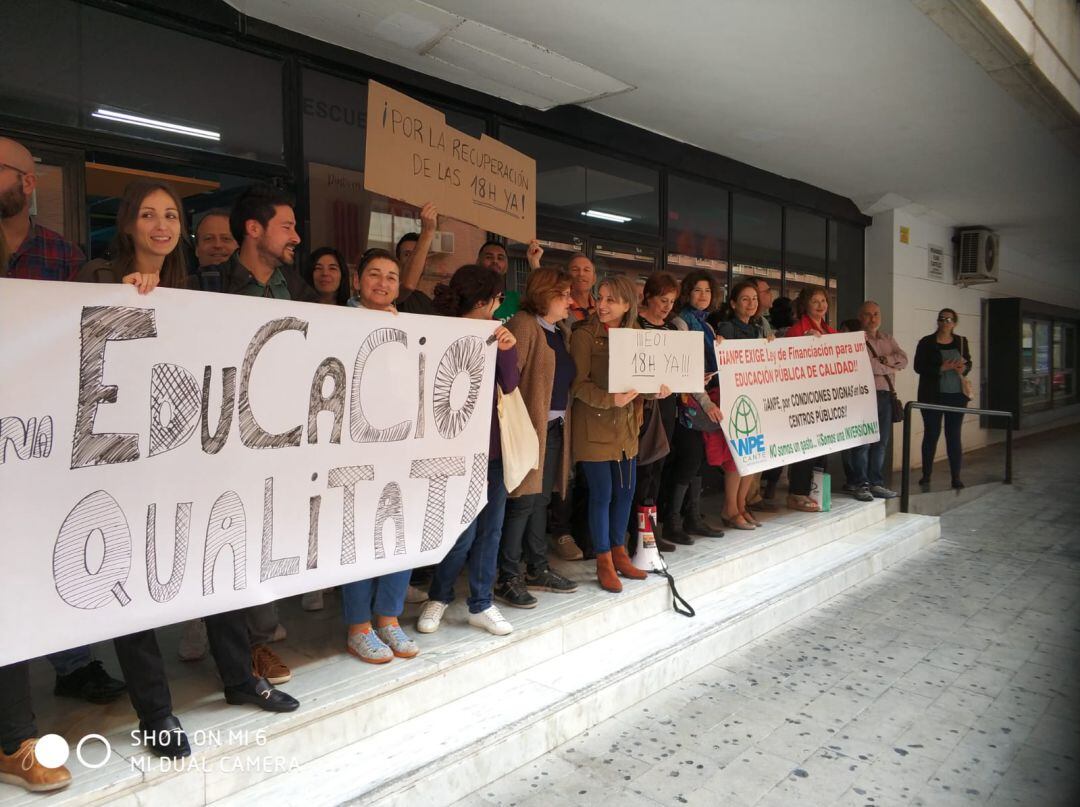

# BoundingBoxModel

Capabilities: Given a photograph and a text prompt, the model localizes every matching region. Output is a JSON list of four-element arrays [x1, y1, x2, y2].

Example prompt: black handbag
[[866, 340, 904, 423]]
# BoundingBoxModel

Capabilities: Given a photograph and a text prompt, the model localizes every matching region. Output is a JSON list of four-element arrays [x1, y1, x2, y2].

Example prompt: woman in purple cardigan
[[417, 265, 521, 636]]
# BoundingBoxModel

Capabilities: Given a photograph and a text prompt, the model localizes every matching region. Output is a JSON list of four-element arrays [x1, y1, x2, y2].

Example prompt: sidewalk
[[459, 426, 1080, 807]]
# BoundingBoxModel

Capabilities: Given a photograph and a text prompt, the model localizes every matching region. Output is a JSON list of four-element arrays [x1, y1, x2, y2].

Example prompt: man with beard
[[194, 184, 317, 686], [1, 137, 85, 280], [201, 184, 317, 302]]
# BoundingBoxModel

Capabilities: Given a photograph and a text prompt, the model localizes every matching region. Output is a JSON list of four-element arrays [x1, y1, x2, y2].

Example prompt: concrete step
[[4, 499, 929, 807], [231, 511, 939, 807]]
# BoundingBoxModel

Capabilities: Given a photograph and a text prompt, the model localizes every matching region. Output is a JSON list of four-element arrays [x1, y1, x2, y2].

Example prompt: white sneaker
[[177, 620, 208, 662], [417, 600, 448, 633], [301, 591, 324, 611], [405, 585, 428, 604], [468, 605, 513, 636]]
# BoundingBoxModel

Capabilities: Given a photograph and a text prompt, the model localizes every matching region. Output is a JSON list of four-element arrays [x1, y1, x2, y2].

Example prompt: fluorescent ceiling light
[[91, 109, 221, 142], [582, 210, 632, 224]]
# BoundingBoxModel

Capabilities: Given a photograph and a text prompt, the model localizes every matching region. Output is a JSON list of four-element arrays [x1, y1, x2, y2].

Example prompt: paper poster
[[607, 328, 705, 393], [364, 81, 536, 244], [0, 279, 497, 666], [715, 333, 879, 474]]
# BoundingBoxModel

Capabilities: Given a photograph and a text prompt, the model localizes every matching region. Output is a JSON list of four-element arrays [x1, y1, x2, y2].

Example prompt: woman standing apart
[[784, 286, 837, 512], [340, 249, 421, 663], [417, 265, 519, 636], [914, 308, 972, 490], [571, 276, 670, 592]]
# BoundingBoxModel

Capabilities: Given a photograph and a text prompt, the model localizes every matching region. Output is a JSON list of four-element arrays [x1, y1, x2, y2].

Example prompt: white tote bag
[[498, 387, 540, 491]]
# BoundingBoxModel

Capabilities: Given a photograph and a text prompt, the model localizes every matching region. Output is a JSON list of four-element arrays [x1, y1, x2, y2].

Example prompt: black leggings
[[669, 423, 705, 485], [921, 393, 968, 481]]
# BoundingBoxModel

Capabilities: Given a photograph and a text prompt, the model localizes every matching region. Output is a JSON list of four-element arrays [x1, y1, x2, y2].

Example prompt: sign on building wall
[[364, 81, 537, 244], [928, 244, 945, 280], [715, 333, 879, 474], [607, 329, 705, 393], [0, 279, 497, 666]]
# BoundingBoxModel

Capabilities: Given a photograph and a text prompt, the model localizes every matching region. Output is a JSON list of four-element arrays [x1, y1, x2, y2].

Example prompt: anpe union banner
[[716, 332, 879, 474], [0, 279, 497, 666]]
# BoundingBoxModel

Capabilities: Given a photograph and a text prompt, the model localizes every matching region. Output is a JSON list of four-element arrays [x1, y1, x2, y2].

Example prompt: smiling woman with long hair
[[74, 179, 195, 291]]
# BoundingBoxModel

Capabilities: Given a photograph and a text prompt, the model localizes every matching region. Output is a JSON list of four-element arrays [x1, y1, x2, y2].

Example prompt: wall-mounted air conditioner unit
[[429, 231, 455, 255], [954, 227, 999, 286]]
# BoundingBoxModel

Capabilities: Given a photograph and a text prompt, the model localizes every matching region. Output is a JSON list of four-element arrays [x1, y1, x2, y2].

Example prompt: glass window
[[499, 127, 660, 235], [731, 193, 781, 304], [785, 209, 829, 323], [1053, 323, 1076, 404], [828, 219, 865, 328], [303, 70, 488, 295], [0, 0, 286, 164], [665, 175, 729, 293], [1022, 317, 1052, 411]]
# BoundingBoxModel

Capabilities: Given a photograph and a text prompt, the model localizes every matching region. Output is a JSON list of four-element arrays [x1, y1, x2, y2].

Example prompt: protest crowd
[[1, 134, 970, 793]]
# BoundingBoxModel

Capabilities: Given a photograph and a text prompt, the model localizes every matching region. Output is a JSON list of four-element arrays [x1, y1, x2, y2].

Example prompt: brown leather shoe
[[252, 644, 292, 684], [611, 545, 647, 580], [0, 739, 72, 793], [595, 551, 622, 593], [551, 533, 584, 561]]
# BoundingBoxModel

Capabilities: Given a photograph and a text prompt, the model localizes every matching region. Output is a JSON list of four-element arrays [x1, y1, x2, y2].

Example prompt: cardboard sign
[[607, 329, 705, 393], [715, 333, 879, 474], [364, 81, 536, 244], [0, 279, 498, 666]]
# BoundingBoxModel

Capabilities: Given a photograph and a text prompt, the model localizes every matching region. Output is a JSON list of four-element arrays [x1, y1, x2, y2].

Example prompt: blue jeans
[[921, 392, 968, 481], [847, 391, 894, 487], [341, 570, 411, 625], [580, 458, 637, 554], [47, 646, 93, 676], [429, 460, 508, 613]]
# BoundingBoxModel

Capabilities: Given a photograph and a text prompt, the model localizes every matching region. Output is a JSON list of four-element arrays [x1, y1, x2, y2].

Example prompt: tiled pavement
[[458, 427, 1080, 807]]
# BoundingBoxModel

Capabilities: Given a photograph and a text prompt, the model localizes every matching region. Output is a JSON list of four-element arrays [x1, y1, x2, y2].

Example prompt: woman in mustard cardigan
[[571, 275, 671, 592]]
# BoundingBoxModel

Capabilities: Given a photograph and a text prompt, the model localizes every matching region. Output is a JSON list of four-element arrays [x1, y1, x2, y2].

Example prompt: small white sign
[[607, 329, 705, 394], [928, 244, 945, 280]]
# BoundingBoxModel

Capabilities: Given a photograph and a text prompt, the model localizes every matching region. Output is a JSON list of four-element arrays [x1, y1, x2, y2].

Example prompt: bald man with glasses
[[0, 138, 86, 281]]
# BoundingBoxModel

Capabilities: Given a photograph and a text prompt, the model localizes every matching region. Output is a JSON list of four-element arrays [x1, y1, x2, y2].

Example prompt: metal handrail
[[900, 402, 1014, 512]]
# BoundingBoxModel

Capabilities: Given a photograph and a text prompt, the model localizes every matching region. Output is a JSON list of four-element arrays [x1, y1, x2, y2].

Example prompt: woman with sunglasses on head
[[416, 265, 520, 636], [339, 249, 423, 663], [914, 308, 972, 490]]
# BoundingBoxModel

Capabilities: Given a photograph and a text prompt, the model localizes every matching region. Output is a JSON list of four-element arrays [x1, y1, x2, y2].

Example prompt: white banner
[[0, 279, 497, 666], [716, 333, 879, 474], [607, 328, 705, 393]]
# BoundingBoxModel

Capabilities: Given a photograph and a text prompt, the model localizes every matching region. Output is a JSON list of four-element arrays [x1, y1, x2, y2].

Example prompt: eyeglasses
[[0, 162, 28, 177], [937, 317, 955, 323]]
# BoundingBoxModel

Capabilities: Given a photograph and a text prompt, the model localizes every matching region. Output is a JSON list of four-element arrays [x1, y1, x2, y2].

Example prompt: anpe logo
[[728, 395, 766, 458]]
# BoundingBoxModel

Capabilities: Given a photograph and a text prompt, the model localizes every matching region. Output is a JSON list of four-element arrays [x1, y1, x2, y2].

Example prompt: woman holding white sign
[[784, 285, 837, 512], [632, 272, 681, 554], [418, 265, 520, 636], [340, 249, 422, 663], [714, 280, 770, 529], [570, 275, 671, 593]]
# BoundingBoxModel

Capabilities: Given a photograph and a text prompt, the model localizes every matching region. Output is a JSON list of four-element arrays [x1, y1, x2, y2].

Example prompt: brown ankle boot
[[595, 551, 622, 592], [611, 545, 647, 579]]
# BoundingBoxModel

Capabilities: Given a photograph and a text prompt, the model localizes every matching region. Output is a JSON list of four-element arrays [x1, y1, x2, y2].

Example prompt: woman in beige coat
[[571, 275, 670, 592], [496, 267, 580, 609]]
